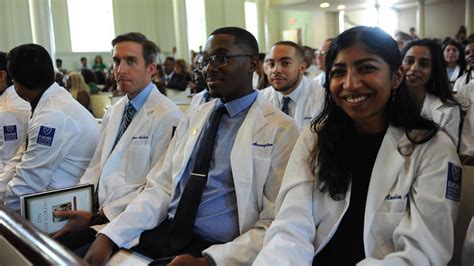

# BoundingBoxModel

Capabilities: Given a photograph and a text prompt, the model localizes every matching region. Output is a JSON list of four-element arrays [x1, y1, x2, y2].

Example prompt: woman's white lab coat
[[421, 92, 460, 146], [254, 125, 461, 266], [455, 82, 474, 156], [80, 87, 182, 220], [4, 83, 100, 210]]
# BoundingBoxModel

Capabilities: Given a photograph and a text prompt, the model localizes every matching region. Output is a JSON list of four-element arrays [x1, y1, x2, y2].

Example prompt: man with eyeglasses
[[314, 38, 333, 87], [261, 41, 325, 130], [84, 26, 299, 266], [0, 52, 30, 199]]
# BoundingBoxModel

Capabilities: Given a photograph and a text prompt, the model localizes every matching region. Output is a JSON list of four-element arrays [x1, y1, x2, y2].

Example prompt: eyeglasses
[[197, 54, 253, 71]]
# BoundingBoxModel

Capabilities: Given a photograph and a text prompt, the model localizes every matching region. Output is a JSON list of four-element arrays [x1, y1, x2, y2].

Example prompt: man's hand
[[168, 254, 209, 266], [51, 210, 92, 239], [84, 234, 116, 265]]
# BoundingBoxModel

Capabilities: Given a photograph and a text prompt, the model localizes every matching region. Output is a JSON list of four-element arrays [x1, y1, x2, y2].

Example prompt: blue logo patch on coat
[[445, 162, 462, 202], [37, 126, 55, 146], [3, 125, 18, 141]]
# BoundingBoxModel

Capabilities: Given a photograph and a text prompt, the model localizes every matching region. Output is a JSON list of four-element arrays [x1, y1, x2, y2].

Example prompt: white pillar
[[416, 0, 425, 38], [172, 0, 188, 60], [28, 0, 56, 60], [467, 0, 474, 35]]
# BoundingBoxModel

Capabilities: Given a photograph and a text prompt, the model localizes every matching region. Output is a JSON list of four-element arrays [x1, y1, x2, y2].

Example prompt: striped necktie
[[114, 102, 136, 147]]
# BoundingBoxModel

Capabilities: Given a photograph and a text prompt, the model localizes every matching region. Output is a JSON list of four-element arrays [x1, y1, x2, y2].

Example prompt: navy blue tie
[[169, 104, 227, 251], [114, 102, 136, 147], [281, 96, 290, 115]]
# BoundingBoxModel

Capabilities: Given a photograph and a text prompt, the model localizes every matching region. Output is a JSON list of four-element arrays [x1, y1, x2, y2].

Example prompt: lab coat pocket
[[252, 156, 273, 213], [126, 144, 151, 183], [371, 200, 407, 257]]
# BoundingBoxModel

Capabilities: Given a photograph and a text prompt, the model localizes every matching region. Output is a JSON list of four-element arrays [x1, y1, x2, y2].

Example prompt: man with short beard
[[261, 41, 325, 130]]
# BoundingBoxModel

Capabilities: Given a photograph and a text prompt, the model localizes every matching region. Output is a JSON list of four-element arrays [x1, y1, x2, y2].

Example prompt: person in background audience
[[175, 59, 192, 82], [55, 71, 65, 87], [254, 53, 270, 90], [409, 27, 419, 40], [160, 57, 188, 91], [442, 39, 465, 89], [453, 40, 474, 92], [80, 57, 88, 70], [4, 44, 100, 211], [0, 51, 30, 200], [401, 39, 461, 146], [56, 58, 67, 75], [189, 54, 212, 108], [254, 26, 461, 266], [455, 25, 468, 46], [83, 26, 299, 266], [66, 72, 91, 111], [261, 41, 325, 130], [92, 55, 107, 72], [81, 68, 98, 94], [53, 32, 182, 257], [314, 38, 333, 87], [302, 45, 320, 80]]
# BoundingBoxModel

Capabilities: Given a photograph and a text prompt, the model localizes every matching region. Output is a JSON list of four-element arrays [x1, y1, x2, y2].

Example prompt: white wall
[[0, 0, 33, 52]]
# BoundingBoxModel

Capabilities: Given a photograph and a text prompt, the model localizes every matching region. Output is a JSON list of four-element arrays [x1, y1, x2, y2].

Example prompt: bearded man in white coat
[[4, 44, 100, 211], [52, 33, 182, 253], [0, 52, 30, 199], [261, 41, 325, 130], [84, 27, 299, 266]]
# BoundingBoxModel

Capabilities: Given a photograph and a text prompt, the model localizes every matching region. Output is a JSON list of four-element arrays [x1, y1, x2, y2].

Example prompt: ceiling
[[270, 0, 455, 12]]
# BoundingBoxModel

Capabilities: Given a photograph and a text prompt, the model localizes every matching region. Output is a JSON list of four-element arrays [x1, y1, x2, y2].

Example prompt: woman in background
[[66, 72, 91, 111], [454, 40, 474, 92], [442, 40, 465, 89], [254, 26, 460, 265], [92, 55, 107, 72], [401, 39, 461, 146]]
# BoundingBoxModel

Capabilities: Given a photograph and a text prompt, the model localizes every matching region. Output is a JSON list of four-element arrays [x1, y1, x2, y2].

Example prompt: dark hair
[[310, 26, 438, 200], [272, 41, 305, 63], [464, 39, 474, 84], [210, 27, 259, 56], [402, 39, 459, 106], [112, 32, 158, 66], [7, 44, 54, 90], [80, 57, 87, 62], [0, 52, 12, 86], [165, 57, 176, 63], [81, 68, 97, 84], [94, 55, 103, 64], [258, 53, 266, 61]]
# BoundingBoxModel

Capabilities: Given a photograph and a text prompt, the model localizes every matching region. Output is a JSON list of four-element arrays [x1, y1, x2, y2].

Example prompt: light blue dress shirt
[[168, 90, 258, 243]]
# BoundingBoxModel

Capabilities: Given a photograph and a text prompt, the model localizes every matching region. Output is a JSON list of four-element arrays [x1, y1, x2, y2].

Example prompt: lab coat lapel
[[364, 125, 405, 253], [231, 96, 267, 231], [172, 101, 215, 186], [101, 97, 125, 161]]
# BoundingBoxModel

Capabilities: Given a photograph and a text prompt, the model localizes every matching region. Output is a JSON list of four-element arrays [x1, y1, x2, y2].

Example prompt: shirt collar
[[276, 76, 305, 104], [127, 82, 154, 112], [217, 90, 258, 118]]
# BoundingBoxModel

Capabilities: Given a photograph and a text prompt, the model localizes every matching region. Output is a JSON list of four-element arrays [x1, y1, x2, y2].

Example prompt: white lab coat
[[453, 70, 474, 93], [421, 92, 460, 146], [189, 89, 209, 109], [80, 88, 182, 220], [260, 76, 325, 130], [462, 217, 474, 266], [313, 72, 326, 87], [254, 125, 461, 266], [100, 93, 299, 265], [4, 83, 101, 210], [456, 82, 474, 155], [0, 86, 30, 197]]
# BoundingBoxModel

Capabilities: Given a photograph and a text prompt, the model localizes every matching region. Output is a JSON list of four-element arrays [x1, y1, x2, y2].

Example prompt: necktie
[[169, 104, 227, 251], [114, 102, 136, 147], [281, 96, 290, 115], [95, 102, 136, 210], [204, 91, 211, 103]]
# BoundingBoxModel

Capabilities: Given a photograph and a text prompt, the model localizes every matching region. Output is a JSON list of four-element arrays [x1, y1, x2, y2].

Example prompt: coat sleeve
[[253, 127, 318, 266], [203, 120, 300, 266], [358, 132, 461, 265], [441, 105, 461, 147], [4, 111, 80, 210]]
